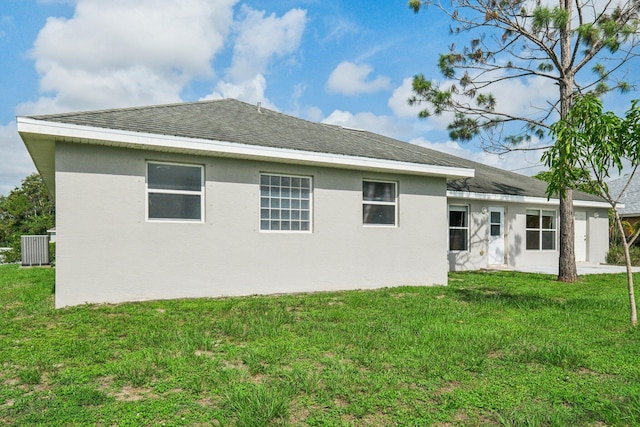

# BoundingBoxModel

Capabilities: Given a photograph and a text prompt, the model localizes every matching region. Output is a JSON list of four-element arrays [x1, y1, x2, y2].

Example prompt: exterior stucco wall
[[448, 199, 609, 271], [507, 203, 561, 269], [54, 142, 448, 307], [446, 200, 490, 271]]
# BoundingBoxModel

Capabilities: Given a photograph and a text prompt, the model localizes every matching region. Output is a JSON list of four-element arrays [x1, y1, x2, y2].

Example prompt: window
[[260, 174, 311, 231], [363, 180, 397, 226], [449, 205, 468, 251], [147, 162, 203, 221], [490, 211, 501, 237], [526, 209, 556, 250]]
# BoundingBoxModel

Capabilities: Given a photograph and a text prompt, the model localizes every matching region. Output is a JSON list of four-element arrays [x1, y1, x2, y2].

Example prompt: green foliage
[[408, 0, 640, 148], [607, 244, 640, 266], [2, 265, 640, 425], [49, 242, 56, 266], [532, 6, 569, 31], [448, 113, 480, 141], [544, 94, 630, 199], [545, 94, 640, 324], [0, 174, 54, 262]]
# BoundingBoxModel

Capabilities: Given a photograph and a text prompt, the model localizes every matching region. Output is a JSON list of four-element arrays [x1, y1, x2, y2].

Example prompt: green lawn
[[1, 265, 639, 426]]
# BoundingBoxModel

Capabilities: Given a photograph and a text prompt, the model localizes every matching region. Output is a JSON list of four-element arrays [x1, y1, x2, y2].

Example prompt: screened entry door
[[488, 207, 505, 265]]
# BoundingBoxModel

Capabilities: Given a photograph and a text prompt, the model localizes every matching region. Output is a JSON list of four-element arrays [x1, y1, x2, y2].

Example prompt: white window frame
[[448, 205, 469, 251], [362, 179, 398, 227], [259, 173, 313, 233], [146, 161, 204, 223], [525, 209, 557, 251]]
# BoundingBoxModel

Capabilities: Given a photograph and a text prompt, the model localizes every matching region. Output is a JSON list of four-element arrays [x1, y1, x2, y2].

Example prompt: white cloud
[[489, 74, 557, 119], [23, 0, 238, 114], [323, 16, 359, 42], [305, 106, 324, 122], [0, 122, 36, 196], [388, 76, 455, 132], [322, 109, 416, 139], [326, 61, 391, 95], [229, 6, 306, 82], [204, 74, 279, 110], [18, 65, 186, 115], [202, 6, 307, 108], [388, 77, 422, 118]]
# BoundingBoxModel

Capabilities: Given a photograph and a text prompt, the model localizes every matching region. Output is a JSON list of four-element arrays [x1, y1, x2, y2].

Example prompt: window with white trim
[[449, 205, 468, 251], [526, 209, 556, 250], [363, 180, 397, 226], [260, 174, 312, 231], [146, 162, 204, 221]]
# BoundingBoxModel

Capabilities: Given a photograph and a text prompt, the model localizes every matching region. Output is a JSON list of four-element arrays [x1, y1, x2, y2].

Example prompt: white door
[[488, 207, 505, 265], [575, 211, 587, 262]]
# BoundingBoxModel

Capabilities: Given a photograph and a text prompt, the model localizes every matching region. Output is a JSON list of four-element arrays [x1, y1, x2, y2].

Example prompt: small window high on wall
[[362, 180, 397, 226], [526, 209, 556, 250], [449, 205, 468, 251], [146, 162, 204, 222]]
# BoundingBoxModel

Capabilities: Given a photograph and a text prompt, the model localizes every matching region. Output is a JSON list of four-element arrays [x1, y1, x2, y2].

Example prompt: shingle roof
[[608, 174, 640, 215], [27, 98, 603, 202], [29, 98, 463, 169]]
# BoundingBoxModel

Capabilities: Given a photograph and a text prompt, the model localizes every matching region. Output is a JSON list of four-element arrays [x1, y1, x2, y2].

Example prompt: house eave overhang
[[18, 118, 474, 187], [447, 190, 611, 209]]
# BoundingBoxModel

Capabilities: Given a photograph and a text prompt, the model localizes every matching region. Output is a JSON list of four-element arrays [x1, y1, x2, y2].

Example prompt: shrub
[[2, 241, 21, 264], [606, 244, 640, 266], [49, 242, 56, 266]]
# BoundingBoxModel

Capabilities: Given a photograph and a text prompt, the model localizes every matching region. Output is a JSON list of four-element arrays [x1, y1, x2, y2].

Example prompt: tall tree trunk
[[557, 0, 578, 282], [558, 190, 577, 281]]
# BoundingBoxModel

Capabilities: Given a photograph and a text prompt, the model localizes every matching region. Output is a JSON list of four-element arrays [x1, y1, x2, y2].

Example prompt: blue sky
[[1, 0, 639, 196]]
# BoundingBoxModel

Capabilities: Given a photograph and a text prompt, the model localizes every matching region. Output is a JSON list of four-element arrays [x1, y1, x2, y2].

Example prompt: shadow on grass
[[449, 271, 627, 312], [450, 286, 622, 313], [451, 287, 567, 310]]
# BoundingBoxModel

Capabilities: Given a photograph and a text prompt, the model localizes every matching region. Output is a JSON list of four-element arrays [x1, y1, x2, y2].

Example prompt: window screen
[[147, 162, 203, 221], [363, 181, 397, 226]]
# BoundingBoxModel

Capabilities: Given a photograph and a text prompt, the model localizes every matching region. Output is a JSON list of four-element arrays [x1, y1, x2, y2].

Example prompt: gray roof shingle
[[608, 174, 640, 215], [28, 98, 603, 203]]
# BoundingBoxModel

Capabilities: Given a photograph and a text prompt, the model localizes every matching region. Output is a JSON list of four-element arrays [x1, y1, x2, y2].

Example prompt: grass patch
[[1, 264, 639, 425]]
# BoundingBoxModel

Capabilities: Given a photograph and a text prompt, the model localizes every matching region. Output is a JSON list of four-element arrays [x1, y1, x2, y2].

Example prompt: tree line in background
[[0, 173, 55, 262]]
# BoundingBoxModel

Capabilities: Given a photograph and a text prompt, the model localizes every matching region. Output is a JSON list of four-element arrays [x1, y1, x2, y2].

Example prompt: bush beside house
[[0, 174, 54, 263]]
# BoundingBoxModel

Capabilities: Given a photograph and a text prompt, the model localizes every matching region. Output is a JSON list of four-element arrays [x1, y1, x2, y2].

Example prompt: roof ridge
[[27, 98, 233, 120], [348, 129, 516, 176], [336, 128, 460, 168]]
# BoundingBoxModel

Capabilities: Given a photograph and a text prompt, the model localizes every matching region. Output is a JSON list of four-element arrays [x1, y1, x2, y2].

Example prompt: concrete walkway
[[511, 263, 640, 275]]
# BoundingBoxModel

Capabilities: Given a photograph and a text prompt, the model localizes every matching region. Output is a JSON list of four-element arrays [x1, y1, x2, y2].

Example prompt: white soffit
[[17, 118, 474, 179], [447, 190, 611, 209]]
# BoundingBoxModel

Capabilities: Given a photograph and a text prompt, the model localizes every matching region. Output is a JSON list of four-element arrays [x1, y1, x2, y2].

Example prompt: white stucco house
[[17, 99, 610, 307]]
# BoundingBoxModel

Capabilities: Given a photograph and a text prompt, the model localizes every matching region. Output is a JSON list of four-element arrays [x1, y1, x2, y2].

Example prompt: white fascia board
[[17, 118, 475, 179], [447, 190, 611, 209]]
